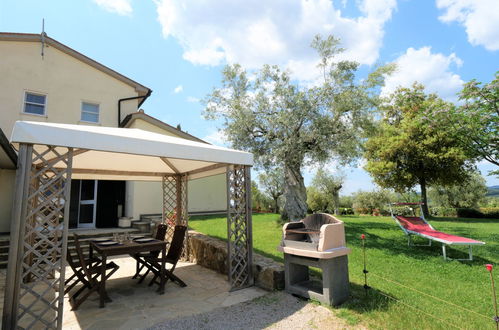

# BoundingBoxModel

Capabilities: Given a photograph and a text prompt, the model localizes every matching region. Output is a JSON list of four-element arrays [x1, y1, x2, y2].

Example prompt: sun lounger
[[390, 203, 485, 261]]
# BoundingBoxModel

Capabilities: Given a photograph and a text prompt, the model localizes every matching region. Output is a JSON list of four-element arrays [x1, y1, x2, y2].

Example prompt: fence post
[[361, 234, 370, 296], [486, 264, 499, 330]]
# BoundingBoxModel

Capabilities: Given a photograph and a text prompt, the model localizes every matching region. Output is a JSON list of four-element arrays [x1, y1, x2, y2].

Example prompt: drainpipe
[[118, 89, 152, 126]]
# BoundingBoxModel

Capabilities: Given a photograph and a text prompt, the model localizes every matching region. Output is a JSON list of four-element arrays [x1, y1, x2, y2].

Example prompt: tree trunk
[[333, 191, 340, 215], [419, 177, 430, 218], [282, 164, 308, 221], [273, 197, 279, 214]]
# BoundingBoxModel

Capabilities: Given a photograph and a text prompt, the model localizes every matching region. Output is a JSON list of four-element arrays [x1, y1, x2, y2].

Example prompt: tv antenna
[[41, 18, 46, 59]]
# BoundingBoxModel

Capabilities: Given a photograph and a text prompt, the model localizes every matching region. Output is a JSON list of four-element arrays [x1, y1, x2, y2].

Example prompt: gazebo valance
[[10, 121, 253, 180]]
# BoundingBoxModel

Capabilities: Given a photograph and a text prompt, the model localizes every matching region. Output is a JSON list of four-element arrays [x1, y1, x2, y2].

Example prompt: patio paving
[[0, 257, 267, 330]]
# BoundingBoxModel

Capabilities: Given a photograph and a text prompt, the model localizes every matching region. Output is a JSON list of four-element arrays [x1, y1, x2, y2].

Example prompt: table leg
[[159, 246, 166, 294], [99, 254, 107, 308]]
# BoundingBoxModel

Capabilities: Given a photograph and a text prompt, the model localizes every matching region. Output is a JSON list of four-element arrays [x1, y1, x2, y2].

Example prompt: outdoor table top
[[89, 239, 167, 257]]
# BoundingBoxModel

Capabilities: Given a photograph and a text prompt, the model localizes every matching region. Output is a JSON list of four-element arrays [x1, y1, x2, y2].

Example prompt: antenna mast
[[41, 18, 46, 59]]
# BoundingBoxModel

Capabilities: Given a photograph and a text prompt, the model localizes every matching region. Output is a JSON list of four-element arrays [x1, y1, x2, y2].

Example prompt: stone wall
[[186, 231, 284, 291]]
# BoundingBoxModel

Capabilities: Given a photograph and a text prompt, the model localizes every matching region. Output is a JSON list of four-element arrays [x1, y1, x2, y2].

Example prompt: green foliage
[[351, 189, 392, 215], [307, 186, 326, 213], [339, 195, 354, 208], [258, 168, 284, 213], [309, 169, 344, 214], [428, 171, 487, 209], [479, 207, 499, 218], [364, 83, 475, 216], [457, 73, 498, 173], [204, 34, 392, 220], [251, 180, 272, 211]]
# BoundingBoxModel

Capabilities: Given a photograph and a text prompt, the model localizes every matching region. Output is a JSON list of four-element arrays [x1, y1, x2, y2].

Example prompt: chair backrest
[[166, 225, 187, 262], [155, 224, 168, 241], [73, 234, 93, 282]]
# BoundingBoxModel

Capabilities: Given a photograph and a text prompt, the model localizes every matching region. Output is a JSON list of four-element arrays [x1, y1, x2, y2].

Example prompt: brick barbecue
[[277, 213, 351, 305]]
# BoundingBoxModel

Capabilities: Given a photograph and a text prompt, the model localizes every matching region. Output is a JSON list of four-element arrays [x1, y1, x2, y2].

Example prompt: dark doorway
[[96, 180, 126, 228]]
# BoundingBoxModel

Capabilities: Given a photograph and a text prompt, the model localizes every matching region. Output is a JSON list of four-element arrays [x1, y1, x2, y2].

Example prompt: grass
[[189, 213, 499, 329]]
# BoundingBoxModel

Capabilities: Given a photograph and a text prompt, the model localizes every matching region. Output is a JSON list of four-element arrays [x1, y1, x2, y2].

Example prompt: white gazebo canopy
[[10, 121, 253, 180]]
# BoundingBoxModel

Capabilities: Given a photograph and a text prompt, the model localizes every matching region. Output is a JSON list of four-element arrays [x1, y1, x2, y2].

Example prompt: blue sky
[[1, 0, 498, 193]]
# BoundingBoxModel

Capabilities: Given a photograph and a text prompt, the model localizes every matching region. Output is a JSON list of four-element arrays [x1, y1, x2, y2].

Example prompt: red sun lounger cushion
[[395, 216, 483, 244]]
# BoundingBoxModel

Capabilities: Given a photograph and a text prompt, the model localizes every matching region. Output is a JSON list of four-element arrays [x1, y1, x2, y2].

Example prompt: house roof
[[10, 121, 252, 181], [121, 111, 209, 144], [0, 32, 151, 96], [0, 128, 17, 169]]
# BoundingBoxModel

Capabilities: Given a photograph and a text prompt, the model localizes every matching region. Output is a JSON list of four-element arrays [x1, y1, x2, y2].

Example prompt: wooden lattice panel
[[226, 165, 253, 290], [162, 175, 188, 256], [4, 145, 73, 330]]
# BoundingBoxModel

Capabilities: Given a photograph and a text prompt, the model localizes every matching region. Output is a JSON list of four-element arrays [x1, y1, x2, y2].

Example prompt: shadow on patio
[[62, 257, 267, 329]]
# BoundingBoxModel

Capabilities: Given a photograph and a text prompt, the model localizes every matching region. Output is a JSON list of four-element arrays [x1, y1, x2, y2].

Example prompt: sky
[[1, 0, 498, 194]]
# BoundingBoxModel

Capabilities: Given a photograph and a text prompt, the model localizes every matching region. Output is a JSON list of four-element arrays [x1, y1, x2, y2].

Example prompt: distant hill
[[487, 185, 499, 197]]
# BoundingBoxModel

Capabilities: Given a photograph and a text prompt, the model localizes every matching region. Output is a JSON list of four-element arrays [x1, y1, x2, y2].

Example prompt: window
[[81, 102, 99, 123], [24, 92, 46, 115]]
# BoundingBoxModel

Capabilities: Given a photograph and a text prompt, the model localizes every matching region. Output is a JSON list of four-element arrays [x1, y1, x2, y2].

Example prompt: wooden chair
[[141, 225, 188, 289], [132, 223, 168, 279], [64, 238, 102, 295], [67, 234, 119, 310]]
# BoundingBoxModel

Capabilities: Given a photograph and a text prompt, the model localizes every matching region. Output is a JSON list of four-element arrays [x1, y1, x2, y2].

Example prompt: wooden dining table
[[89, 239, 168, 308]]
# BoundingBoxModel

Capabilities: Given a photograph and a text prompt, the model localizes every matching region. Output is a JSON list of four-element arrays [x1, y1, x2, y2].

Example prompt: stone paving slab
[[0, 257, 266, 329]]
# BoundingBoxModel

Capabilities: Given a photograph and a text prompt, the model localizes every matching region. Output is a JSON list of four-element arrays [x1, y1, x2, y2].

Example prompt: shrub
[[479, 207, 499, 219], [456, 208, 484, 218], [340, 208, 354, 215], [430, 207, 457, 217]]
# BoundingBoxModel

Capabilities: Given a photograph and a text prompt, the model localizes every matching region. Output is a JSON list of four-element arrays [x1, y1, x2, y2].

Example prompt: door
[[74, 180, 98, 228], [96, 180, 126, 228]]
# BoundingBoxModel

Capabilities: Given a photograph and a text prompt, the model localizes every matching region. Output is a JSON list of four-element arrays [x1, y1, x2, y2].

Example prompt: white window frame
[[23, 91, 47, 116], [80, 101, 100, 124]]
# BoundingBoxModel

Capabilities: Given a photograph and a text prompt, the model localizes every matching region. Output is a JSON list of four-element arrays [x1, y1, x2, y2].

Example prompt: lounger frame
[[389, 203, 485, 261]]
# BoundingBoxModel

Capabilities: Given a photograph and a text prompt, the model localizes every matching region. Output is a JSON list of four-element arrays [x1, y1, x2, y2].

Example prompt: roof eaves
[[0, 128, 17, 168], [122, 112, 210, 144]]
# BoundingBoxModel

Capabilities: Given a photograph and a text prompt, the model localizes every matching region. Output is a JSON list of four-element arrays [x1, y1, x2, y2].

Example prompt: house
[[0, 32, 226, 232]]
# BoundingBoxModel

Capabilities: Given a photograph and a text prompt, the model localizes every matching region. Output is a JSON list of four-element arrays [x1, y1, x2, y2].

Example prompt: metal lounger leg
[[442, 244, 447, 261], [468, 246, 473, 261]]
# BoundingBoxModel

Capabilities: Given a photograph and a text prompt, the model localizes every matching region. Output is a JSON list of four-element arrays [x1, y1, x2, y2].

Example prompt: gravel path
[[148, 291, 360, 330]]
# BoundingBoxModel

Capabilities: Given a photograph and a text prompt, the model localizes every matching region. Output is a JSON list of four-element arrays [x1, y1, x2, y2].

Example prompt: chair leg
[[133, 262, 145, 279], [138, 268, 150, 284], [442, 244, 447, 260]]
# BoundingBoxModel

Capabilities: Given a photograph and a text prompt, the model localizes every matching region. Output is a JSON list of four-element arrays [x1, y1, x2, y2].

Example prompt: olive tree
[[258, 168, 284, 213], [428, 171, 488, 209], [311, 169, 344, 215], [204, 35, 392, 220]]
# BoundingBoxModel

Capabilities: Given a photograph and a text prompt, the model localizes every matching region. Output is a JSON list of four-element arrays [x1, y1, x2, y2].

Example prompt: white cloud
[[93, 0, 132, 16], [186, 96, 199, 103], [154, 0, 397, 81], [173, 85, 183, 93], [203, 130, 227, 146], [381, 47, 464, 101], [437, 0, 499, 51]]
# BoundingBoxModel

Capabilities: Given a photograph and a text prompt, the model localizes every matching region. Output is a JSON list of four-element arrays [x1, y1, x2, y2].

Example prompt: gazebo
[[2, 121, 254, 329]]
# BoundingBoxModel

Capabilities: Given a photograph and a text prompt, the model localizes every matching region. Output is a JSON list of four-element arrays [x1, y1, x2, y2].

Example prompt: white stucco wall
[[0, 39, 142, 231], [125, 174, 227, 220], [0, 40, 140, 138]]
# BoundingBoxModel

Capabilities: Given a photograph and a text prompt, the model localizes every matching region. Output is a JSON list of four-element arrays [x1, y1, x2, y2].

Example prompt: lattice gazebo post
[[226, 165, 253, 291], [2, 144, 73, 330], [162, 174, 188, 254]]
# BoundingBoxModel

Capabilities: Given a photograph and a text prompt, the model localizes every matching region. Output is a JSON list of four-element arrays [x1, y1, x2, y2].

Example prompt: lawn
[[189, 213, 499, 329]]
